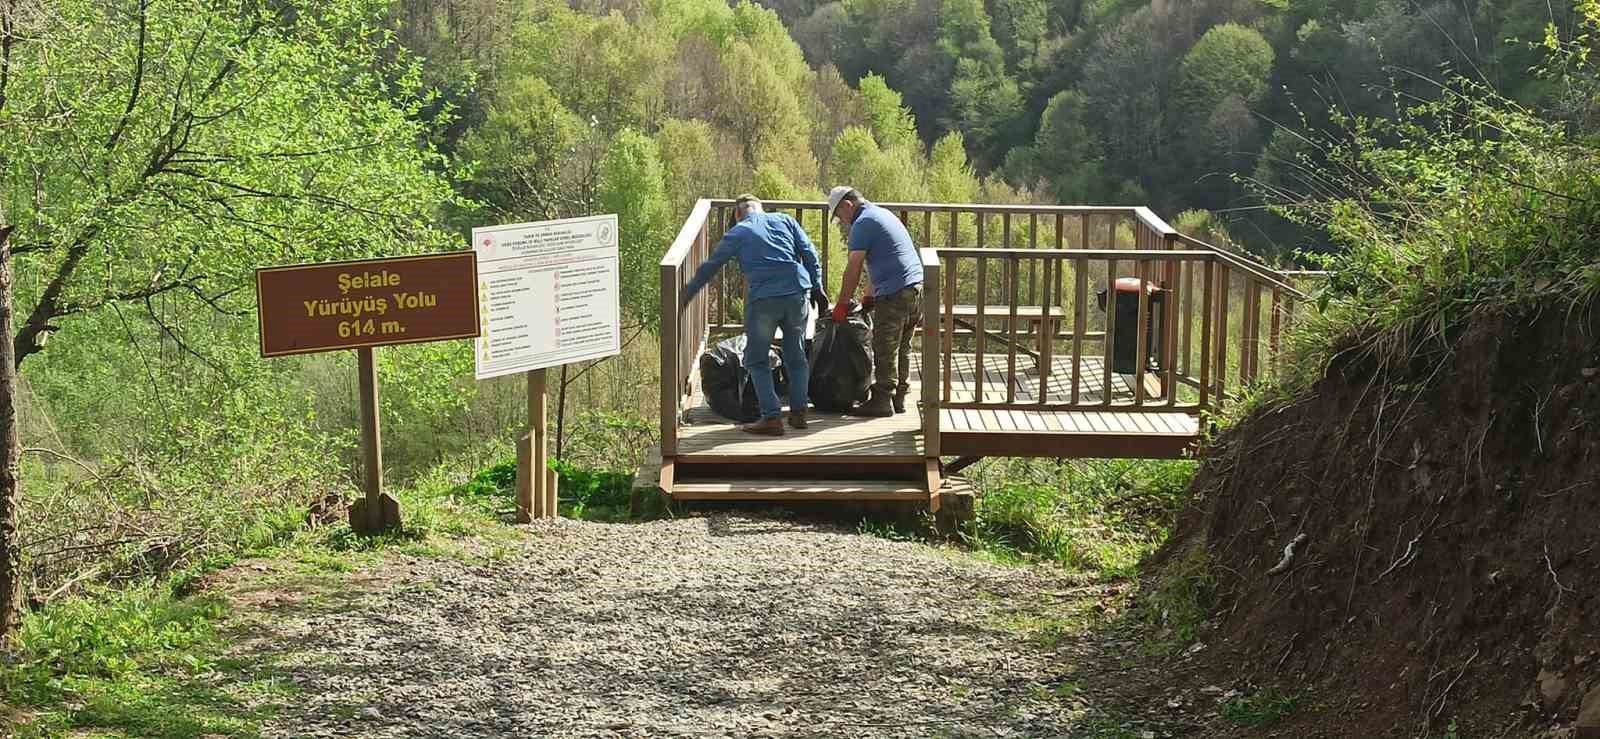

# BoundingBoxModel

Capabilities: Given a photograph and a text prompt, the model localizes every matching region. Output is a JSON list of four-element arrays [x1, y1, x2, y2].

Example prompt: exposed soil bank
[[1155, 299, 1600, 737]]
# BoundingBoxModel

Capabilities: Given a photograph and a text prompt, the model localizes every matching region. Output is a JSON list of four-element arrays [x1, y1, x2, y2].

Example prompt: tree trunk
[[555, 362, 569, 461], [0, 224, 22, 641]]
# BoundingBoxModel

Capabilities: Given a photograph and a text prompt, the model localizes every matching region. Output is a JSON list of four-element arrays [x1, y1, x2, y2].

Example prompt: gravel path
[[228, 514, 1151, 738]]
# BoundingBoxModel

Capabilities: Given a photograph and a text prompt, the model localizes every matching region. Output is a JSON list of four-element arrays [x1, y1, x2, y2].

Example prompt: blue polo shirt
[[684, 212, 823, 302], [848, 202, 923, 296]]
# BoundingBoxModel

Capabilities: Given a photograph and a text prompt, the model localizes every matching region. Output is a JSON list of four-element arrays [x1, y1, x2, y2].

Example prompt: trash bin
[[1096, 277, 1167, 375]]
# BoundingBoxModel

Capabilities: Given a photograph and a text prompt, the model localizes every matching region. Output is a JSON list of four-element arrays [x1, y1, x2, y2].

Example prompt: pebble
[[233, 513, 1176, 738]]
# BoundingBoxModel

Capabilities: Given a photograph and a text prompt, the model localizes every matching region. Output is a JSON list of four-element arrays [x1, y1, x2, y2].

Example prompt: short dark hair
[[841, 189, 862, 205]]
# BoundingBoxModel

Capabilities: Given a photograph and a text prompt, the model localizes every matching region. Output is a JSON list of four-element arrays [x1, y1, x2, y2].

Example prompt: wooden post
[[349, 347, 401, 533], [525, 368, 549, 521]]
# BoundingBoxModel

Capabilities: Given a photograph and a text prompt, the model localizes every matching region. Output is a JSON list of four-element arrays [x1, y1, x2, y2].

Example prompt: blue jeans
[[744, 292, 810, 420]]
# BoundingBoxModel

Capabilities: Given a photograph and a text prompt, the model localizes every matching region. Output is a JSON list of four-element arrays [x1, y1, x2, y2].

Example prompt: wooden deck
[[676, 353, 1198, 463], [658, 200, 1304, 503]]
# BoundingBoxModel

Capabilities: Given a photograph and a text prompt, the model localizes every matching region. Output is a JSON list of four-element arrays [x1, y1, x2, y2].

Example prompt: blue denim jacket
[[684, 212, 823, 301]]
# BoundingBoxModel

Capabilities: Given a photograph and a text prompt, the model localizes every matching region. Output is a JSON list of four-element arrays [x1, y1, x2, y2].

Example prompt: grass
[[0, 581, 293, 739], [0, 444, 589, 738], [961, 458, 1196, 578], [1219, 688, 1301, 727]]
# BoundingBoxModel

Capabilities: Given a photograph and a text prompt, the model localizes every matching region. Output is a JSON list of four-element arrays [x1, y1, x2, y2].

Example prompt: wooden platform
[[674, 353, 1198, 468]]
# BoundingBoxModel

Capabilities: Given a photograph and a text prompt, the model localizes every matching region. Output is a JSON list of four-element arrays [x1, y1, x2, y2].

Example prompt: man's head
[[734, 193, 763, 219], [826, 186, 863, 229]]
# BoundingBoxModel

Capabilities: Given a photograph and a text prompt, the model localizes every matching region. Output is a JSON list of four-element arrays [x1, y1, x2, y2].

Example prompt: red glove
[[862, 294, 876, 311], [831, 302, 848, 324]]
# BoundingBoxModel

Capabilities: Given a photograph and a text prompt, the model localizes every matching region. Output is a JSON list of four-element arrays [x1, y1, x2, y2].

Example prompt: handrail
[[660, 200, 716, 458], [661, 199, 713, 269], [710, 198, 1153, 217], [1132, 206, 1178, 238], [939, 248, 1214, 260], [660, 198, 1318, 464], [1175, 233, 1304, 298]]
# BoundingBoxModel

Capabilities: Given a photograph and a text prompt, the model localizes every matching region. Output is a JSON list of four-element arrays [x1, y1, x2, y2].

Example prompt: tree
[[1172, 23, 1275, 207], [456, 75, 583, 223], [598, 130, 672, 329], [858, 73, 919, 150], [0, 0, 459, 638]]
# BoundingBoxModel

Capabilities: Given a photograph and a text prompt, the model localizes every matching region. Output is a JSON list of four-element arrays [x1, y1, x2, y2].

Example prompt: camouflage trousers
[[870, 284, 922, 395]]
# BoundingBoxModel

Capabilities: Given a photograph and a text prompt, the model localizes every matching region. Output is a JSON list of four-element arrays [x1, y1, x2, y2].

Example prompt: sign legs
[[350, 347, 402, 533], [517, 368, 559, 523]]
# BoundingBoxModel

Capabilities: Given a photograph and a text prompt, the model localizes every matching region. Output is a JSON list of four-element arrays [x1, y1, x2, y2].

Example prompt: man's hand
[[831, 301, 848, 324], [862, 294, 876, 312], [811, 288, 830, 315]]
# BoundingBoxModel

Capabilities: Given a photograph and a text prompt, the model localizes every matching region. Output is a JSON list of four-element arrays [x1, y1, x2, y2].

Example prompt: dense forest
[[402, 0, 1596, 258]]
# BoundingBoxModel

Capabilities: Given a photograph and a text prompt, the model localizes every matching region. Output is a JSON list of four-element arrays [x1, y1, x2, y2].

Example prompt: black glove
[[810, 288, 830, 314]]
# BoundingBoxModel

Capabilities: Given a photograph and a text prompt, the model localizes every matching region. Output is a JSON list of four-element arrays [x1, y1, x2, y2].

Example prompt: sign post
[[256, 252, 479, 534], [474, 215, 621, 523]]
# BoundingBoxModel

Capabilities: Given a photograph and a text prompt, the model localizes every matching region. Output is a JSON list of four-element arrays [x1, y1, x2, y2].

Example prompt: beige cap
[[826, 185, 856, 219]]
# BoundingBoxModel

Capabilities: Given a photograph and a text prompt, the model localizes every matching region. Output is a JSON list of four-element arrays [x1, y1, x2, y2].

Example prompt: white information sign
[[472, 215, 621, 380]]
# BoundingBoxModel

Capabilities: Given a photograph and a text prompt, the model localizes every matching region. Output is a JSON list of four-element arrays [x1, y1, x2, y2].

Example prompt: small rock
[[360, 707, 383, 721], [1141, 731, 1157, 739], [1539, 668, 1569, 707], [1580, 685, 1600, 728], [1200, 685, 1226, 695], [1184, 641, 1207, 657]]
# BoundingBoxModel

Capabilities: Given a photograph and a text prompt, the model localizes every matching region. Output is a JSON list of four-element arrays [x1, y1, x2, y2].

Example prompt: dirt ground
[[212, 514, 1229, 739]]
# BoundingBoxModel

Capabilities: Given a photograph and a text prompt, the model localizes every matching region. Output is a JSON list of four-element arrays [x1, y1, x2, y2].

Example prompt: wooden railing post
[[921, 249, 941, 459], [660, 261, 680, 457]]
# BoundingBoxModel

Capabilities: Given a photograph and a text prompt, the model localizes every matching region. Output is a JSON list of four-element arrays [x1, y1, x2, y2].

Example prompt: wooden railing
[[659, 199, 715, 457], [920, 248, 941, 458], [661, 200, 1308, 457]]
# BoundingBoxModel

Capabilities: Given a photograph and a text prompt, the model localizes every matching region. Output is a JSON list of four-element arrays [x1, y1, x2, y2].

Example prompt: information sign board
[[473, 215, 621, 380], [256, 252, 479, 358]]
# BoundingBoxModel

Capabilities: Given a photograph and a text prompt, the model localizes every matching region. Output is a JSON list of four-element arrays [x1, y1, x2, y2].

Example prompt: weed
[[962, 458, 1196, 578], [0, 580, 292, 738], [1138, 547, 1215, 652], [1220, 688, 1301, 727], [857, 518, 921, 542]]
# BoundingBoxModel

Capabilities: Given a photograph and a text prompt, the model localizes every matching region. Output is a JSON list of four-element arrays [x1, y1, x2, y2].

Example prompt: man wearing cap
[[682, 195, 829, 435], [826, 186, 924, 417]]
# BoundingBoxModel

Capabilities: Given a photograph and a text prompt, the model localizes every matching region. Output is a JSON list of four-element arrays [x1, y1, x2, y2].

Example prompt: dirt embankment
[[1155, 299, 1600, 737]]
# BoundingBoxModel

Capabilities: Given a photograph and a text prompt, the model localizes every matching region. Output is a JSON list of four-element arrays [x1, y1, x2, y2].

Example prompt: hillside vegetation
[[0, 0, 1597, 735]]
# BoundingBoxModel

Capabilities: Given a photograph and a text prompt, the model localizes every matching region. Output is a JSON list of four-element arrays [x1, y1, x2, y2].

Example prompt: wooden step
[[670, 478, 930, 501]]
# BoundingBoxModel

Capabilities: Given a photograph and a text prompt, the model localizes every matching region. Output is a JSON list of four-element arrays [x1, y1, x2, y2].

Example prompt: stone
[[1540, 668, 1569, 707], [1580, 685, 1600, 728]]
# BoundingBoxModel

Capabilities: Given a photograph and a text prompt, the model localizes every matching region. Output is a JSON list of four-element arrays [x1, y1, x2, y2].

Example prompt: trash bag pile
[[698, 335, 787, 423], [806, 302, 873, 413]]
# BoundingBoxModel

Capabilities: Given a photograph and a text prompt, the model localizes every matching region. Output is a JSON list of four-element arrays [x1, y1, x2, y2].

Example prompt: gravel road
[[232, 514, 1145, 738]]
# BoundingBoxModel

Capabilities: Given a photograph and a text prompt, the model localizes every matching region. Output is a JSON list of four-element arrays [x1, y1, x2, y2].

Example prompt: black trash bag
[[807, 302, 874, 413], [699, 335, 787, 423]]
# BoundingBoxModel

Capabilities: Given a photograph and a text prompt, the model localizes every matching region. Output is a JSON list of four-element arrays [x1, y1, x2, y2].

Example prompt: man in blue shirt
[[683, 194, 829, 435], [827, 186, 925, 417]]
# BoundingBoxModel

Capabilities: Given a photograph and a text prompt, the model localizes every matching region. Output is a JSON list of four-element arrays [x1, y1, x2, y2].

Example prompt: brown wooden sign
[[256, 252, 480, 357]]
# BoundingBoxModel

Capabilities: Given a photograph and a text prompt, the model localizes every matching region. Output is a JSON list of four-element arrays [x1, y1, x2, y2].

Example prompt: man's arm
[[681, 230, 741, 306], [832, 250, 868, 322]]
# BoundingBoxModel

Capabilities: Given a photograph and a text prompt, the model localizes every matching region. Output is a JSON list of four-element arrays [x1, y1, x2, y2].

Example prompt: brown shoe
[[892, 390, 908, 414], [740, 417, 785, 436], [788, 412, 808, 430], [854, 389, 894, 417]]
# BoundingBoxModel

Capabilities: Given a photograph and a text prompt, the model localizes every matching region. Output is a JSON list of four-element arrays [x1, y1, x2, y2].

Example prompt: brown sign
[[256, 252, 480, 357]]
